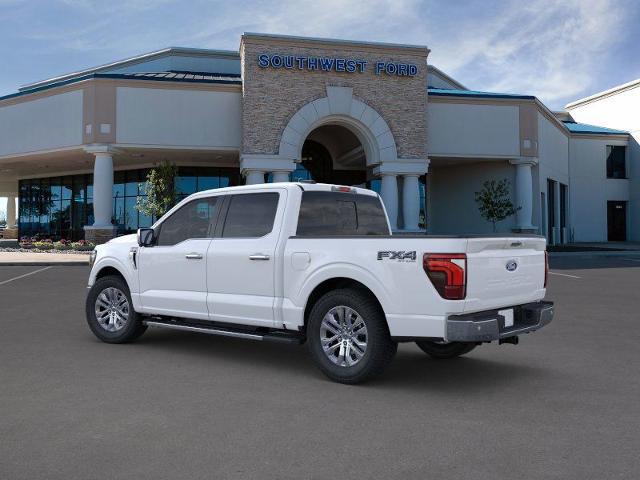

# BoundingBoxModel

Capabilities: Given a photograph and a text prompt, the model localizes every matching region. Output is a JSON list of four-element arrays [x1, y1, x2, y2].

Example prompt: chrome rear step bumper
[[446, 301, 554, 342]]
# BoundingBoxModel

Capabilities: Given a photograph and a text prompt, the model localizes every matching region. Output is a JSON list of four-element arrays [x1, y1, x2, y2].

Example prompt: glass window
[[222, 193, 279, 238], [125, 197, 138, 232], [296, 191, 389, 236], [606, 146, 626, 179], [157, 197, 218, 246], [125, 171, 139, 197], [175, 175, 197, 196], [113, 171, 125, 199], [61, 177, 73, 200]]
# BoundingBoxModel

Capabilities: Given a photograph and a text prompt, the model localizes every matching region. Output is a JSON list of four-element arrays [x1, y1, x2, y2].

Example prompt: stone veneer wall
[[240, 36, 429, 160]]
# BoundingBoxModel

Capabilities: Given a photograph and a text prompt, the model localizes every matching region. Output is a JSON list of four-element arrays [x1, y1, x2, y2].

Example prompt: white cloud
[[426, 0, 628, 107]]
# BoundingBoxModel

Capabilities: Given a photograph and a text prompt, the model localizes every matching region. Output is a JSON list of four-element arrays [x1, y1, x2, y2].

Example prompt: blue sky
[[1, 0, 639, 109], [1, 0, 639, 215]]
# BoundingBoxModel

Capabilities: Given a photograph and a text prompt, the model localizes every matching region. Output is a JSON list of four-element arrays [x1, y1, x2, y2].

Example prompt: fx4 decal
[[377, 251, 417, 262]]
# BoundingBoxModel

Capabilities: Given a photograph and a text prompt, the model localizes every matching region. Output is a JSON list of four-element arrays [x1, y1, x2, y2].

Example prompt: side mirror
[[137, 228, 155, 247]]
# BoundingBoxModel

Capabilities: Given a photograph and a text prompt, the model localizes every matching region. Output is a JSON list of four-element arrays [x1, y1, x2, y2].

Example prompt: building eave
[[1, 73, 242, 105], [241, 32, 430, 56], [565, 78, 640, 109], [19, 47, 241, 93]]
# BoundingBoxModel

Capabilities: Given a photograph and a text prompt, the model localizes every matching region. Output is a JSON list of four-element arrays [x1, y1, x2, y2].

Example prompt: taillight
[[423, 253, 467, 300], [544, 250, 549, 288]]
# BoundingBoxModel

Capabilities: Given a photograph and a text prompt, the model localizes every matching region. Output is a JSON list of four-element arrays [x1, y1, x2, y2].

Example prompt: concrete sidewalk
[[0, 251, 89, 266]]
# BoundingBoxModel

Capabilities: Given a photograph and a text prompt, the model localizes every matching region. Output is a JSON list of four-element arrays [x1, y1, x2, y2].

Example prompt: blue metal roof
[[0, 71, 242, 102], [562, 121, 628, 135], [428, 87, 535, 100]]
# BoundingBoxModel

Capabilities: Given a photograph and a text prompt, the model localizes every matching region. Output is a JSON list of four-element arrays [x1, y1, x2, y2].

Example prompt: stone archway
[[278, 86, 398, 166]]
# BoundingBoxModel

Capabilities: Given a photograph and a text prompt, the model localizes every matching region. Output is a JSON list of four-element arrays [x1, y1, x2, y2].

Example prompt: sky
[[1, 0, 640, 214]]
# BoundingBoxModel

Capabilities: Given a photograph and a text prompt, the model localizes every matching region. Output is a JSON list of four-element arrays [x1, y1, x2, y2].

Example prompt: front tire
[[307, 288, 397, 384], [415, 340, 476, 359], [86, 275, 146, 343]]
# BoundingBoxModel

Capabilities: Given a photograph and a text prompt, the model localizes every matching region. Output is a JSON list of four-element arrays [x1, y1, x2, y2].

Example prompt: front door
[[207, 190, 284, 327], [138, 196, 219, 320], [607, 201, 627, 241]]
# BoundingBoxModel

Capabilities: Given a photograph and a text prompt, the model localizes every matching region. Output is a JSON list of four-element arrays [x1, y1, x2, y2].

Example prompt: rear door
[[464, 237, 546, 312], [206, 190, 285, 327]]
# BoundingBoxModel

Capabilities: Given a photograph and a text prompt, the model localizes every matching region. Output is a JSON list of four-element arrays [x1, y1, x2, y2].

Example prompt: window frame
[[218, 191, 282, 239], [153, 195, 221, 247], [606, 145, 627, 179]]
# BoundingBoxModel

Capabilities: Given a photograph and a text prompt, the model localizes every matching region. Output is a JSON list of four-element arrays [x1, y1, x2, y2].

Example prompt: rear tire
[[307, 288, 397, 384], [415, 340, 476, 359], [86, 275, 146, 344]]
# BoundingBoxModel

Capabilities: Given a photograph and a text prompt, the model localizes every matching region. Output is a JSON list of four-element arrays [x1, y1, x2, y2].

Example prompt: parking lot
[[1, 256, 639, 479]]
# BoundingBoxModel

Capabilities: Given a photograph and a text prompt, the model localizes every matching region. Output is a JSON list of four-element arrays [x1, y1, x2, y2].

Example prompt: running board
[[142, 319, 304, 344]]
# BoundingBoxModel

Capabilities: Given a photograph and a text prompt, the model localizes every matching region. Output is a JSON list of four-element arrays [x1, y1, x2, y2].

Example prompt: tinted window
[[222, 193, 279, 238], [157, 197, 218, 246], [296, 191, 389, 236], [606, 145, 626, 179]]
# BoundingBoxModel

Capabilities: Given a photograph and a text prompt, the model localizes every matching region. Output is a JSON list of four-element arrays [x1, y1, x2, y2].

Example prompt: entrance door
[[607, 201, 627, 241]]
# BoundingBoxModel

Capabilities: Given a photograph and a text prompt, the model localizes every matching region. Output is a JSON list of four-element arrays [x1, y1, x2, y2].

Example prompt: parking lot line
[[0, 266, 52, 286], [549, 271, 581, 279]]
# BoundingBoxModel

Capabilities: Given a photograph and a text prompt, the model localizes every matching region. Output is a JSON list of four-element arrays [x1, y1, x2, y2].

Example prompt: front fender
[[88, 256, 137, 294]]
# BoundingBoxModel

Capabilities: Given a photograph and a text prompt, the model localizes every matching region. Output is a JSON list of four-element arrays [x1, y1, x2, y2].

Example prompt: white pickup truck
[[86, 182, 553, 384]]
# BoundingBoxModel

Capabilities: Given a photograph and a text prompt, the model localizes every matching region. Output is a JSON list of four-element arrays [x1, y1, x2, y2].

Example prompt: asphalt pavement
[[1, 257, 639, 479]]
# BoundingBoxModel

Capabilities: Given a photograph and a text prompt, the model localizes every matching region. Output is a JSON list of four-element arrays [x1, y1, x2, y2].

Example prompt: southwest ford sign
[[257, 54, 418, 77]]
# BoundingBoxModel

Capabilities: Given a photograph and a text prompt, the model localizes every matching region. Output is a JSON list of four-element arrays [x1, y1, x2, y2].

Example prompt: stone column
[[6, 195, 16, 228], [245, 170, 266, 185], [271, 171, 290, 183], [402, 174, 421, 231], [510, 158, 537, 232], [84, 146, 118, 244], [380, 174, 398, 230]]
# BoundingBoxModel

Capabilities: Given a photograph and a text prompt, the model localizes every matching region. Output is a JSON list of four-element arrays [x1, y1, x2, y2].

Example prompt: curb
[[0, 262, 89, 266]]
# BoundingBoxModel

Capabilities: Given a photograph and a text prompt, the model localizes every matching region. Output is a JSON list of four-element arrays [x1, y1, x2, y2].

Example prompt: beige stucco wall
[[240, 35, 428, 160], [116, 86, 242, 148], [0, 90, 83, 157]]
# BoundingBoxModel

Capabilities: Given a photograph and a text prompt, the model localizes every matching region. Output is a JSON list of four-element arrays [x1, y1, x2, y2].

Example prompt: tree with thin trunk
[[136, 161, 178, 219], [474, 179, 520, 232]]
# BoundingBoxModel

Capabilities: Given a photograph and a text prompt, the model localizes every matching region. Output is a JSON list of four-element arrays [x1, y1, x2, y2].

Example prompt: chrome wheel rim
[[94, 287, 129, 332], [320, 306, 368, 367]]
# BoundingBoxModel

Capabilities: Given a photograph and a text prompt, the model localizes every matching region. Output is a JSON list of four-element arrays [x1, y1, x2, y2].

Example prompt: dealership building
[[0, 33, 637, 243]]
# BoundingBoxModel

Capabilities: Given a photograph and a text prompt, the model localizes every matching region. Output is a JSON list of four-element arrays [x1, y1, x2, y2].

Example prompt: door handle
[[185, 253, 203, 260], [249, 254, 270, 261]]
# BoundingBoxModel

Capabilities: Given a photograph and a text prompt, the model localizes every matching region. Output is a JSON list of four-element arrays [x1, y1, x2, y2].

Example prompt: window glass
[[606, 146, 626, 179], [157, 197, 218, 246], [296, 191, 389, 236], [222, 193, 279, 238]]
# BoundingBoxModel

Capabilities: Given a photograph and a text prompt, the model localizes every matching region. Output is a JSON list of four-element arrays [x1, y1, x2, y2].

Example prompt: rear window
[[296, 191, 389, 236]]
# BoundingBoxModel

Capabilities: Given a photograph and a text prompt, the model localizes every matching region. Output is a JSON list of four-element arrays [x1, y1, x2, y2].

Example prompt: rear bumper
[[446, 301, 554, 342]]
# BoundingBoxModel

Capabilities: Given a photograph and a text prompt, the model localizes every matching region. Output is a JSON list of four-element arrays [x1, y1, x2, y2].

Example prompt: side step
[[142, 319, 305, 345]]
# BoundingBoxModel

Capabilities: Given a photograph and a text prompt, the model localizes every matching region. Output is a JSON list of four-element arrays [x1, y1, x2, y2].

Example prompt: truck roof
[[189, 182, 380, 198]]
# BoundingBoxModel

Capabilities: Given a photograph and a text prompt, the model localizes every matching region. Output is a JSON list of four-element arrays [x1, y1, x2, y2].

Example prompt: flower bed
[[4, 237, 97, 254]]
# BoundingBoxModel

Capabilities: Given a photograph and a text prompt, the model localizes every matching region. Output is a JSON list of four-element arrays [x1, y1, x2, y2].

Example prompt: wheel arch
[[302, 276, 389, 329], [90, 257, 136, 293]]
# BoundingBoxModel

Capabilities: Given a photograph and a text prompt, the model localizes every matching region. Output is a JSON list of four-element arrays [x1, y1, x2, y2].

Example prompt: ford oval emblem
[[506, 260, 518, 272]]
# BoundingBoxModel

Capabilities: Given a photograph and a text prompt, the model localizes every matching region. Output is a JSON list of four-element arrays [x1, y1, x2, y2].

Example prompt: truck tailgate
[[464, 237, 546, 313]]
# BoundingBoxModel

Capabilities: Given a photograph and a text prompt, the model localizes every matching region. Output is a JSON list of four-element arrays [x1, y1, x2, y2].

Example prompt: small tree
[[474, 179, 520, 232], [136, 161, 178, 219]]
